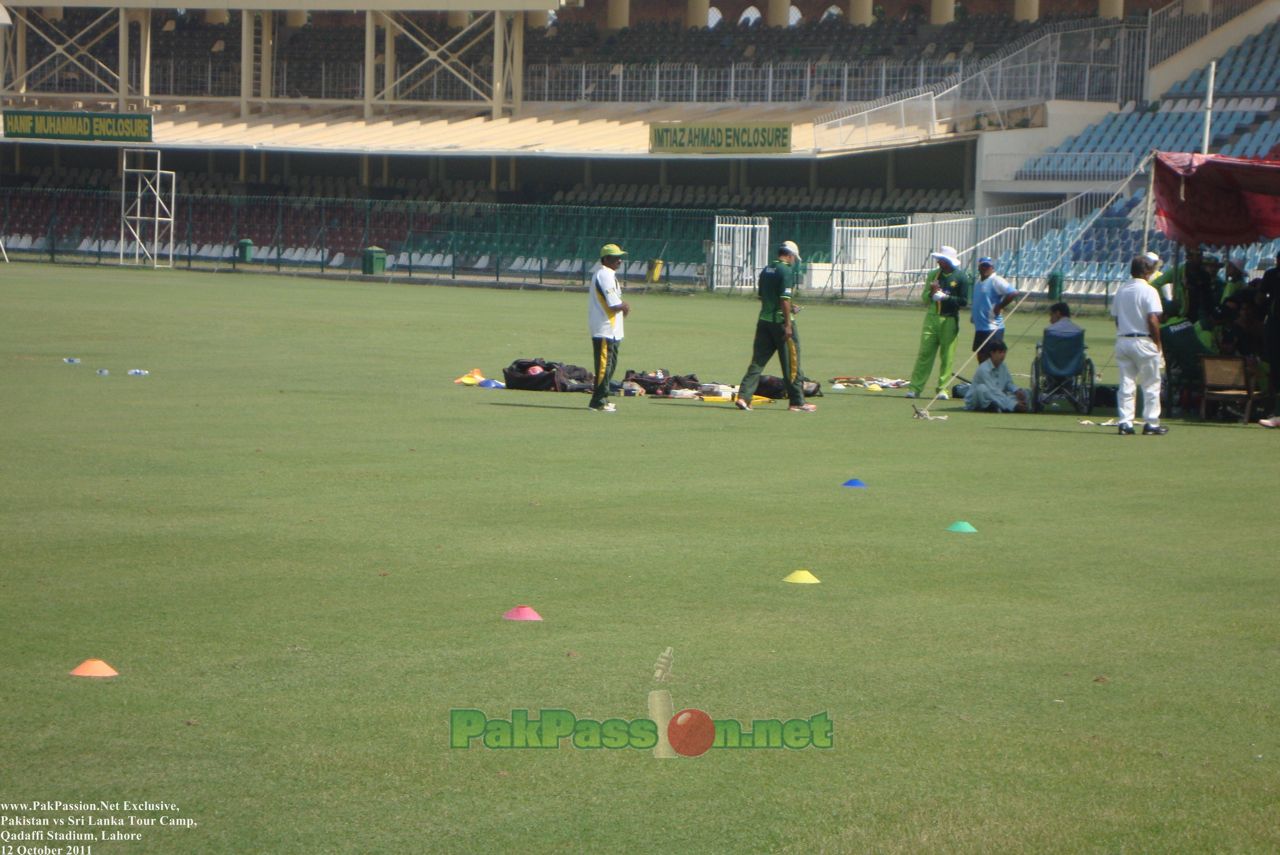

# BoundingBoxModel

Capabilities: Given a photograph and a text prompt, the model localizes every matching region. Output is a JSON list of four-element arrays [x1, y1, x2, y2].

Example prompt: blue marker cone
[[842, 478, 867, 488], [947, 521, 978, 533]]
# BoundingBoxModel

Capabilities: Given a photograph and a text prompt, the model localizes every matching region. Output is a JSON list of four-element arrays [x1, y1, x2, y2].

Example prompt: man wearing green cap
[[907, 245, 970, 399], [735, 240, 816, 412], [588, 243, 631, 412]]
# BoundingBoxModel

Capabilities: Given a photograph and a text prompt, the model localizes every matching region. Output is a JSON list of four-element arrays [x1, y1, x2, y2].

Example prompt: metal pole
[[1142, 10, 1152, 100], [1202, 60, 1215, 155], [1141, 153, 1155, 255]]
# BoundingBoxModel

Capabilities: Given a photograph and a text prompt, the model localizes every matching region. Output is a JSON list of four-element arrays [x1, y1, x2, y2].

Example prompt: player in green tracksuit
[[907, 247, 971, 399], [736, 240, 815, 412]]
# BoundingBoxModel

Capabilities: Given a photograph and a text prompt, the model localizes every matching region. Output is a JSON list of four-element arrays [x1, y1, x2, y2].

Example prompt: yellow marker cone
[[70, 659, 118, 678], [784, 569, 821, 584], [454, 368, 485, 384]]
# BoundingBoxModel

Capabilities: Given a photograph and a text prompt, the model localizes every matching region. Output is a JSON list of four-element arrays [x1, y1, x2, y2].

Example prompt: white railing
[[817, 190, 1130, 298], [1147, 0, 1264, 67], [522, 59, 985, 104], [812, 25, 1127, 153], [966, 191, 1120, 290]]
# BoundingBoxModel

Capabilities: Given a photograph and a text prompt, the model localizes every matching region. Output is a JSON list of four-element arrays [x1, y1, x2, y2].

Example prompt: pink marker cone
[[503, 604, 543, 621]]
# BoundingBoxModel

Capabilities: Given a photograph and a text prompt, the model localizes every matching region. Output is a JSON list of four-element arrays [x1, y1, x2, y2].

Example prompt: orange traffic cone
[[70, 659, 118, 678]]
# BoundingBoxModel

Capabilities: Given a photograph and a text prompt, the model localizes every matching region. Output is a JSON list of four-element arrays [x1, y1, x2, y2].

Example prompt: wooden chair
[[1199, 355, 1257, 423]]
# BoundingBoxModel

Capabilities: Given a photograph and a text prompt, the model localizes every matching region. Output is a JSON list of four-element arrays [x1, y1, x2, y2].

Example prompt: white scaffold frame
[[120, 149, 176, 268]]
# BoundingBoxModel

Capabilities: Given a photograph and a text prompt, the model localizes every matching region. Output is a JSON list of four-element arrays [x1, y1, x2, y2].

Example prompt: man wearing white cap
[[1110, 254, 1168, 435], [587, 243, 631, 412], [735, 240, 816, 412], [970, 256, 1017, 363], [1218, 252, 1249, 306], [907, 245, 971, 399]]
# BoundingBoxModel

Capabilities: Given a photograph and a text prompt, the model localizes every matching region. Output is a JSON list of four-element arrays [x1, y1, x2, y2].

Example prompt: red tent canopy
[[1153, 151, 1280, 248]]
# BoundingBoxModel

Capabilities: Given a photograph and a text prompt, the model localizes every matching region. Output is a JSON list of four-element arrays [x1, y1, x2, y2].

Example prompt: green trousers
[[909, 313, 959, 395], [589, 337, 619, 409], [738, 320, 805, 406]]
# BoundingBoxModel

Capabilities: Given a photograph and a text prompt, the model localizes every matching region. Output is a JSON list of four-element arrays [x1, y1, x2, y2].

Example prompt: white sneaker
[[590, 403, 616, 412], [734, 398, 752, 411], [936, 391, 949, 401], [904, 391, 918, 398]]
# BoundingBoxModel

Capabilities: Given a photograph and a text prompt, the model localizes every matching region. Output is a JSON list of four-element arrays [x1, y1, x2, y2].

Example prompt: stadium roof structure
[[0, 3, 561, 125], [0, 3, 960, 158], [146, 102, 836, 159]]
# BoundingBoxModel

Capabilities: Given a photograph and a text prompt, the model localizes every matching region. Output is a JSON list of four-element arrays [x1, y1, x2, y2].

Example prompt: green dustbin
[[237, 238, 254, 263], [362, 246, 386, 275], [1046, 271, 1064, 303]]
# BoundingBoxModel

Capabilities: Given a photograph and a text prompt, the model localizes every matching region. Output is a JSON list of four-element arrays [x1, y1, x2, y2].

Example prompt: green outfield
[[1, 265, 1277, 854]]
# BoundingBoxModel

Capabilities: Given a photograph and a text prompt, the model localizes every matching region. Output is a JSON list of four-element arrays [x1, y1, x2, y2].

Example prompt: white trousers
[[1115, 336, 1162, 426]]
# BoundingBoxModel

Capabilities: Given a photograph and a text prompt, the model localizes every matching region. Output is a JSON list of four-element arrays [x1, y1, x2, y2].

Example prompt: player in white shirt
[[1110, 255, 1168, 435], [587, 243, 631, 412]]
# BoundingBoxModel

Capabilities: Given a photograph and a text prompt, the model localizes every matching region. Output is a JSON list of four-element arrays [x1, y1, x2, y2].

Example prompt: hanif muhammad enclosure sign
[[650, 122, 791, 154], [3, 110, 153, 143]]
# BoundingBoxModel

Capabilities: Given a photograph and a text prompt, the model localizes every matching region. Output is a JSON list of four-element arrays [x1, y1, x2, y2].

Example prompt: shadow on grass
[[637, 400, 755, 414], [487, 399, 801, 414], [987, 418, 1252, 436], [987, 424, 1119, 437], [487, 401, 591, 410]]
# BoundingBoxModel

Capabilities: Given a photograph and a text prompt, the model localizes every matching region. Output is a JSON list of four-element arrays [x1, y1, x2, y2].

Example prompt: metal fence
[[812, 24, 1127, 152], [143, 58, 1032, 104], [524, 58, 990, 104], [12, 184, 1280, 305], [1147, 0, 1265, 67], [0, 187, 884, 289], [815, 190, 1147, 300]]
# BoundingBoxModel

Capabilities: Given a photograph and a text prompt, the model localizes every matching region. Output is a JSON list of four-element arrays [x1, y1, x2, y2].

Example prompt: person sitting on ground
[[1044, 302, 1084, 338], [964, 340, 1028, 413]]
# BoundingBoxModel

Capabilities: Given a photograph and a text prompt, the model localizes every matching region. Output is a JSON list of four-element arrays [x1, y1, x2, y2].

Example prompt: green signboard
[[3, 110, 153, 143], [649, 122, 791, 154]]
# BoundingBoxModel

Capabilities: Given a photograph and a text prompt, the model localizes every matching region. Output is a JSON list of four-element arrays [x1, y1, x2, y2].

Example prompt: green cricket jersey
[[757, 259, 796, 323], [922, 267, 971, 318]]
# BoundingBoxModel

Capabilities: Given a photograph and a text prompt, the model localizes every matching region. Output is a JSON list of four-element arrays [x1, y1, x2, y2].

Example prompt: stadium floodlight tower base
[[120, 148, 176, 269]]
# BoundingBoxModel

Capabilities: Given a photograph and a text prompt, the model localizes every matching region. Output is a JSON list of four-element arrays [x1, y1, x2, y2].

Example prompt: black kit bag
[[623, 370, 702, 396], [503, 358, 595, 392], [756, 375, 824, 399], [503, 358, 565, 392]]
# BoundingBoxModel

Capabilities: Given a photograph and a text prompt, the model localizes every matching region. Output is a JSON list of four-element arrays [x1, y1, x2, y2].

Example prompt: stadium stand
[[0, 0, 1275, 294], [1017, 19, 1280, 180]]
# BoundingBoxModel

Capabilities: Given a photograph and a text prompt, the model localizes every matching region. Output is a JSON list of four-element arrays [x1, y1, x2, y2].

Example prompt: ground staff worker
[[588, 243, 630, 412], [735, 240, 816, 412], [1111, 254, 1169, 436], [907, 245, 970, 399]]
